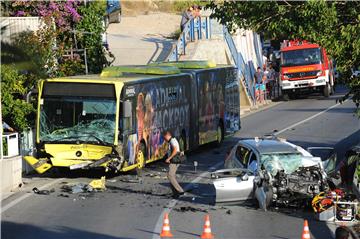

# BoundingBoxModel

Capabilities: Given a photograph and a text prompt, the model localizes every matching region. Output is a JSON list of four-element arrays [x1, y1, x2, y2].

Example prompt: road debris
[[226, 209, 232, 215], [120, 178, 142, 183], [173, 206, 208, 213], [58, 193, 70, 198], [32, 187, 55, 195], [61, 183, 93, 194], [107, 179, 117, 183], [89, 176, 106, 190]]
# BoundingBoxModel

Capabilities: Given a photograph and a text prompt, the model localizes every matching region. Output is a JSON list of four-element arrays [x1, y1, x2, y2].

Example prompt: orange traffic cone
[[160, 213, 173, 238], [301, 220, 311, 239], [201, 214, 214, 239]]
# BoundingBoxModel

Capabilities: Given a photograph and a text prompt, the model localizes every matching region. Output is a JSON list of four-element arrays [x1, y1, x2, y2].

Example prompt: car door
[[212, 144, 255, 202], [231, 144, 251, 169], [212, 168, 255, 203]]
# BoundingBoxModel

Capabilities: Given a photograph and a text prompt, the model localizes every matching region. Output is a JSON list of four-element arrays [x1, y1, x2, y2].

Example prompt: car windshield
[[260, 153, 303, 175], [281, 48, 321, 67], [40, 97, 116, 145]]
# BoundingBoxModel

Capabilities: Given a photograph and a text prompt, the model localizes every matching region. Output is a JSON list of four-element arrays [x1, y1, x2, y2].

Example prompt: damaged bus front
[[24, 79, 126, 174], [25, 62, 240, 174]]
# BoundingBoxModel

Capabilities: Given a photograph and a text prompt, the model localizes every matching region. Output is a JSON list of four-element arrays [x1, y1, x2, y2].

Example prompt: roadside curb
[[241, 101, 283, 119]]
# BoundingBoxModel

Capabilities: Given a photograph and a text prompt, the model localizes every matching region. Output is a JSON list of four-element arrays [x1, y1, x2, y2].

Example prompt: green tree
[[1, 65, 34, 131], [208, 0, 360, 114], [75, 1, 107, 73]]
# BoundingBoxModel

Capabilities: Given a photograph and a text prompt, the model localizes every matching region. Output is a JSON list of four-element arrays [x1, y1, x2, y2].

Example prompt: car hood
[[262, 156, 322, 176]]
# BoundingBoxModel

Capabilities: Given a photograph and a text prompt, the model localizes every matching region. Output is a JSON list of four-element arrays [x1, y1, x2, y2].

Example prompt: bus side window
[[122, 100, 133, 133]]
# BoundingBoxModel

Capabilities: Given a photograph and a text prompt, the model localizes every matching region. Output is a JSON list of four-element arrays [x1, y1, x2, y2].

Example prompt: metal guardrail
[[223, 26, 256, 103], [167, 17, 211, 62]]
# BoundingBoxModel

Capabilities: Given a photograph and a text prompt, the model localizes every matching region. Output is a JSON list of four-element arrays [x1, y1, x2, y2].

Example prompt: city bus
[[24, 61, 240, 174]]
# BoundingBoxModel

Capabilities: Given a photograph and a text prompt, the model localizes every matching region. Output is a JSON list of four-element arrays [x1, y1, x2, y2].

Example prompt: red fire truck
[[280, 40, 335, 99]]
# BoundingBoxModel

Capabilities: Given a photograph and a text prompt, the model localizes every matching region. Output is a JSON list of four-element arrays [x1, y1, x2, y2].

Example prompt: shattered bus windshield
[[40, 97, 116, 145]]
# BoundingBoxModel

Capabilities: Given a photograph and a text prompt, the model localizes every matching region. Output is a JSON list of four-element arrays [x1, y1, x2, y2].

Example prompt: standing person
[[163, 131, 185, 198], [192, 5, 202, 18], [335, 226, 350, 239], [254, 67, 263, 102], [180, 6, 193, 32]]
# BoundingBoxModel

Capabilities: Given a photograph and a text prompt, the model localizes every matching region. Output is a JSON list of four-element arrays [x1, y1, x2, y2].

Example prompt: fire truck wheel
[[323, 83, 331, 97]]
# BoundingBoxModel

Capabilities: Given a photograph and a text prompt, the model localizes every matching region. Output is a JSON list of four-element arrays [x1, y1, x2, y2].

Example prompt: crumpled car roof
[[240, 139, 299, 155]]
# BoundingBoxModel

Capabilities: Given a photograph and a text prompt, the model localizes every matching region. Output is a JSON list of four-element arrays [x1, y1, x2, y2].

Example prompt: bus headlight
[[316, 71, 323, 76]]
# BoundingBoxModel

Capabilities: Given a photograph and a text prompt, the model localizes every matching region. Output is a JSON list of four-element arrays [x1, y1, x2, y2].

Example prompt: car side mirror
[[241, 174, 249, 181]]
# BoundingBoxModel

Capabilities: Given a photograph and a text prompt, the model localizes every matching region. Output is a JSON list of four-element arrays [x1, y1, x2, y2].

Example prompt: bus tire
[[137, 142, 146, 169], [216, 123, 224, 146], [323, 83, 331, 97]]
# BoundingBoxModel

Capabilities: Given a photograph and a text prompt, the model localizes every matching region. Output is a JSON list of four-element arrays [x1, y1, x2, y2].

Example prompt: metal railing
[[167, 17, 211, 62], [223, 26, 256, 104]]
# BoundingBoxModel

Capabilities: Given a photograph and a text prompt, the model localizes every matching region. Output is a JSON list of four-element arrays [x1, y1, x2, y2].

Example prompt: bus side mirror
[[122, 101, 132, 118]]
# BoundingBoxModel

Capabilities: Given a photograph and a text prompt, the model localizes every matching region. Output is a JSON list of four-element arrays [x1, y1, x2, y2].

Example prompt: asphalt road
[[1, 87, 359, 239]]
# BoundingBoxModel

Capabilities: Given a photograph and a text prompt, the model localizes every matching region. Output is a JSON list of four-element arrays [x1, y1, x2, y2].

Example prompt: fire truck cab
[[280, 40, 335, 99]]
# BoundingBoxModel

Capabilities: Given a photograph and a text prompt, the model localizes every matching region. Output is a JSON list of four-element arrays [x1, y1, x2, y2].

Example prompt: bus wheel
[[137, 143, 146, 169], [323, 83, 331, 97], [216, 124, 224, 146]]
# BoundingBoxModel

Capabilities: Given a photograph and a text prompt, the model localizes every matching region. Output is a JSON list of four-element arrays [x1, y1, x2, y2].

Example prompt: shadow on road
[[142, 36, 174, 63], [1, 221, 135, 239]]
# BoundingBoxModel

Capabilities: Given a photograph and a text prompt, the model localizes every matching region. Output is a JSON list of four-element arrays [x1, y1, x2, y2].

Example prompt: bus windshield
[[281, 48, 321, 67], [40, 97, 116, 145]]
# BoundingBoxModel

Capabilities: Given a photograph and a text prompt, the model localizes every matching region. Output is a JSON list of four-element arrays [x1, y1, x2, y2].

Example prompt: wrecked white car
[[212, 138, 337, 210]]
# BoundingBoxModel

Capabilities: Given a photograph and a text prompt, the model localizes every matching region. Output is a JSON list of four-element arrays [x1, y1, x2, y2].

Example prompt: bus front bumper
[[24, 156, 120, 174]]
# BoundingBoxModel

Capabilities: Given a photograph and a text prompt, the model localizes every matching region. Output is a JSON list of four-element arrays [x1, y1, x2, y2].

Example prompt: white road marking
[[1, 178, 64, 214], [153, 99, 349, 238], [274, 99, 349, 136], [152, 161, 223, 239]]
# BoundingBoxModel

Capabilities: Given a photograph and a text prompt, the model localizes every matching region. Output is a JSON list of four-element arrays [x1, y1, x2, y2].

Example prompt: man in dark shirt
[[254, 67, 265, 102]]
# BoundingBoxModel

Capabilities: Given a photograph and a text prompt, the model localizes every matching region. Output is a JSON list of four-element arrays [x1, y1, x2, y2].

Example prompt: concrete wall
[[1, 156, 23, 196], [1, 17, 42, 43], [180, 39, 233, 65]]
